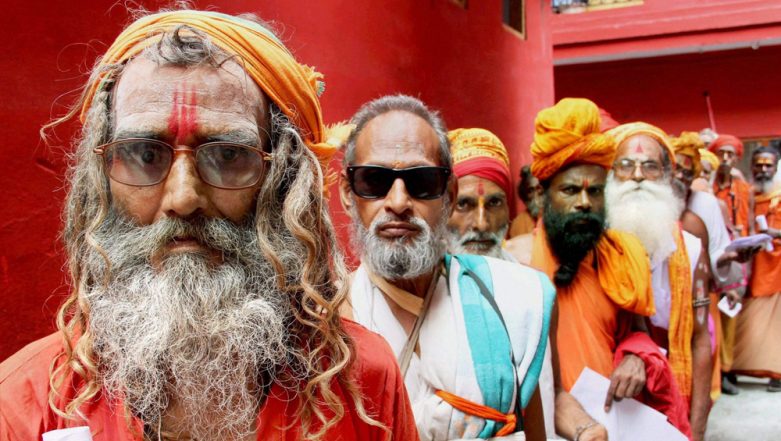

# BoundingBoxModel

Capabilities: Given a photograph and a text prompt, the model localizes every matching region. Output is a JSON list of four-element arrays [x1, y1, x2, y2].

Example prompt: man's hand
[[718, 245, 763, 266], [604, 354, 646, 412], [578, 424, 608, 441]]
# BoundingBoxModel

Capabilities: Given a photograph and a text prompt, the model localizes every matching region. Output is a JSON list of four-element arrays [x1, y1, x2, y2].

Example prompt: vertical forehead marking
[[477, 181, 485, 196], [168, 83, 198, 145], [582, 179, 590, 188]]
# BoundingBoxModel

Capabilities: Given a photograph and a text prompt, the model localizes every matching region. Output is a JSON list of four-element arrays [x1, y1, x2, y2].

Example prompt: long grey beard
[[605, 174, 684, 262], [84, 211, 292, 440], [351, 208, 447, 282]]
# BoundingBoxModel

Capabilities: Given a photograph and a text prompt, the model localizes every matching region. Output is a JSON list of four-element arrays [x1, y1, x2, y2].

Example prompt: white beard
[[85, 213, 291, 440], [605, 174, 684, 263], [446, 224, 508, 259], [351, 207, 447, 282]]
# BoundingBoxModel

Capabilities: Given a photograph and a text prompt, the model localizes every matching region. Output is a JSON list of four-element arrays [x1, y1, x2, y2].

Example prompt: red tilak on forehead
[[633, 140, 645, 154], [168, 83, 198, 145], [582, 179, 590, 188], [477, 181, 485, 196]]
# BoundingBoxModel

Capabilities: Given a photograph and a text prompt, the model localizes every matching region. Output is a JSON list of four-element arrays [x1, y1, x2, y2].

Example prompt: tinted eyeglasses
[[346, 165, 451, 200], [94, 138, 271, 189]]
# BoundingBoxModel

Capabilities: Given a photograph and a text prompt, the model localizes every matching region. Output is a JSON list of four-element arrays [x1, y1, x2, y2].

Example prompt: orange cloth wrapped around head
[[708, 134, 744, 158], [670, 131, 705, 177], [530, 98, 616, 181], [448, 128, 513, 200], [607, 122, 676, 166], [79, 10, 337, 179]]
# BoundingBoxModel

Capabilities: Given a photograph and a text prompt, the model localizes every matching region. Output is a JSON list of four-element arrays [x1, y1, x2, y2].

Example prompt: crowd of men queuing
[[0, 8, 779, 441]]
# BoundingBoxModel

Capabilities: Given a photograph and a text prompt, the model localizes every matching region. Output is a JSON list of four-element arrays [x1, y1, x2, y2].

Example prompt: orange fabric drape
[[531, 227, 654, 390], [78, 10, 337, 178], [667, 225, 694, 401], [435, 390, 517, 437], [750, 189, 781, 297], [714, 179, 752, 237]]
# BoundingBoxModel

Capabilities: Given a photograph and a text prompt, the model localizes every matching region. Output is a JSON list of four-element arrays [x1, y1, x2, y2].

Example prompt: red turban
[[448, 128, 513, 211], [708, 135, 744, 158]]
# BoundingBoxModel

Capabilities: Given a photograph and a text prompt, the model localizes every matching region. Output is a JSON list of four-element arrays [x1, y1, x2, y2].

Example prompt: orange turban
[[79, 10, 336, 179], [708, 134, 744, 158], [607, 122, 676, 166], [448, 128, 512, 196], [670, 131, 704, 176], [530, 98, 616, 181]]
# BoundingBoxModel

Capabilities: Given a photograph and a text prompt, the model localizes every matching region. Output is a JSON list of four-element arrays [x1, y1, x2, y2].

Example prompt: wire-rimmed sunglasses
[[94, 138, 271, 189], [346, 165, 451, 200]]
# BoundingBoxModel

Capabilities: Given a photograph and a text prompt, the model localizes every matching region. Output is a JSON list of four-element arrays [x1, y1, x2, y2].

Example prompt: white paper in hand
[[718, 296, 743, 318], [42, 427, 93, 441], [570, 368, 687, 441]]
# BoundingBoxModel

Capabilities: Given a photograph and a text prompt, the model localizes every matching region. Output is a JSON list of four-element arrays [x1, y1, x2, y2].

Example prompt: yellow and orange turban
[[448, 128, 512, 196], [708, 134, 744, 158], [607, 122, 675, 166], [79, 10, 337, 179], [670, 131, 705, 176], [530, 98, 616, 181], [699, 148, 720, 171]]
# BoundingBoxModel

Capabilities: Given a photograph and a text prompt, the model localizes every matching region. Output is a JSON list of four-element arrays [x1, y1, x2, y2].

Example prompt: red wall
[[0, 0, 553, 359], [555, 46, 781, 138], [551, 0, 781, 64]]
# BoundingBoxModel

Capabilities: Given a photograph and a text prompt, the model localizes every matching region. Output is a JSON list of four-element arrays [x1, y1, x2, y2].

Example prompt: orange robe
[[732, 189, 781, 379], [531, 227, 654, 390], [713, 179, 752, 237], [748, 189, 781, 298], [0, 320, 417, 441], [509, 210, 536, 238]]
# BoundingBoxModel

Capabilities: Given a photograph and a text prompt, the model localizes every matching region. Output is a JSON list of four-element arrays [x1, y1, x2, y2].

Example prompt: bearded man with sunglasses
[[604, 123, 712, 441], [0, 10, 417, 441], [340, 95, 553, 441]]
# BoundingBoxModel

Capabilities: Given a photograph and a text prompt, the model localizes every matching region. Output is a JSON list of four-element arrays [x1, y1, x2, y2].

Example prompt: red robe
[[0, 320, 417, 441]]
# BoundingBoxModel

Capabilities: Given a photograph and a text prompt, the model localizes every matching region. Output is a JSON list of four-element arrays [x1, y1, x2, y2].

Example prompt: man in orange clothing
[[709, 134, 754, 394], [506, 98, 669, 440], [733, 146, 781, 392], [605, 122, 712, 441], [0, 10, 417, 440]]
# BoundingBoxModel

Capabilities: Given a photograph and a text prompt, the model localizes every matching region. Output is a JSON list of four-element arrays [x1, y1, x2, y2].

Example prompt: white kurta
[[350, 257, 551, 441], [688, 190, 742, 289]]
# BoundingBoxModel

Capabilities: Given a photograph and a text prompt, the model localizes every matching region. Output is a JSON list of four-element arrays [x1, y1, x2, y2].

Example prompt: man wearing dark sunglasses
[[0, 10, 416, 441], [341, 95, 553, 441]]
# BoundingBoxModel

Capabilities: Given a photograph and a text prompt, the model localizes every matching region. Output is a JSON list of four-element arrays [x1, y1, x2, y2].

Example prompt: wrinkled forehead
[[112, 58, 266, 134], [457, 175, 506, 198], [616, 134, 664, 162], [353, 111, 441, 167], [552, 163, 607, 187]]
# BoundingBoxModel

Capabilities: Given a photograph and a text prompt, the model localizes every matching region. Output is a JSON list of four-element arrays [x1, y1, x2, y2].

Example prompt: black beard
[[542, 200, 605, 287]]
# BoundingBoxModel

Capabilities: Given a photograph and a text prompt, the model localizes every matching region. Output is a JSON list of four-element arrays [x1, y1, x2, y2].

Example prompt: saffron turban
[[699, 148, 720, 170], [79, 10, 337, 179], [530, 98, 616, 181], [708, 134, 744, 158], [607, 122, 676, 166], [670, 131, 705, 176], [448, 128, 513, 199]]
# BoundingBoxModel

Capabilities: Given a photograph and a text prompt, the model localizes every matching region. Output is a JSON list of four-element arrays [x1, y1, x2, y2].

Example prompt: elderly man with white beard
[[340, 95, 554, 441], [0, 10, 418, 441], [605, 122, 712, 441]]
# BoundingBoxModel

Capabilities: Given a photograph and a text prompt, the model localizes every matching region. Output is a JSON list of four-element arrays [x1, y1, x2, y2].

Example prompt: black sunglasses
[[346, 165, 451, 200]]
